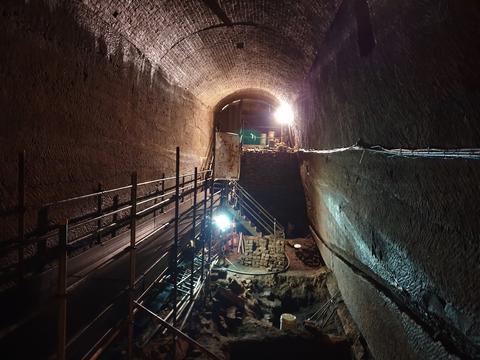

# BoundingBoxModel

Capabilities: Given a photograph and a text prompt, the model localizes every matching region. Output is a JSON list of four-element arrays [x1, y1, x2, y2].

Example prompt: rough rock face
[[294, 0, 480, 358], [0, 0, 212, 241]]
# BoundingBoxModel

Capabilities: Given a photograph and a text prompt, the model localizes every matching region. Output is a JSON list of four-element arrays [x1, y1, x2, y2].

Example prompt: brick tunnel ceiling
[[82, 0, 341, 106]]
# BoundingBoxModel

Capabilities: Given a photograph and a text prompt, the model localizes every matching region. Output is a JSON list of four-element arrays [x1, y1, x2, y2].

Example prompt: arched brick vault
[[79, 0, 342, 107]]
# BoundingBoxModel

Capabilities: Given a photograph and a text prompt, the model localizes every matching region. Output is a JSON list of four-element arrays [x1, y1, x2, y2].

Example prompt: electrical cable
[[299, 140, 480, 160]]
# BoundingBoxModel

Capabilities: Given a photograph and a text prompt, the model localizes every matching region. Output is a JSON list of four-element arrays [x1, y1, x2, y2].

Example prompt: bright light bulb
[[213, 214, 231, 231], [274, 102, 294, 125]]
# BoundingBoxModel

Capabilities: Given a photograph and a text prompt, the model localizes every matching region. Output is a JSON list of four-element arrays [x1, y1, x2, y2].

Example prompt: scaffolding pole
[[190, 167, 198, 299], [208, 177, 213, 264], [173, 147, 180, 326], [57, 221, 68, 360], [127, 172, 137, 359], [17, 151, 25, 281]]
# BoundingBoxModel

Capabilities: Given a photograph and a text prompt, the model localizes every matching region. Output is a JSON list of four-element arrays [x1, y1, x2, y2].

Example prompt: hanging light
[[274, 102, 294, 126], [213, 213, 232, 231]]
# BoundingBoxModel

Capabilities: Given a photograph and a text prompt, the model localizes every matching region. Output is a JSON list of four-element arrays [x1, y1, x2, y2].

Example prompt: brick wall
[[72, 0, 341, 106], [0, 0, 213, 242]]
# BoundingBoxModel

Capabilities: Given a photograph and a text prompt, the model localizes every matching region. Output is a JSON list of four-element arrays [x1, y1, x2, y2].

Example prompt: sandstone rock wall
[[294, 0, 480, 358]]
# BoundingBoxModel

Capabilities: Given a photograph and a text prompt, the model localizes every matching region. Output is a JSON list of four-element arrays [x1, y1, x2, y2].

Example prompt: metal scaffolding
[[0, 148, 223, 360]]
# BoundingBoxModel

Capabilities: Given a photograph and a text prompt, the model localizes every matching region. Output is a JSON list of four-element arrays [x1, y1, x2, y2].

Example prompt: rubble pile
[[293, 241, 323, 267], [182, 268, 352, 358], [139, 238, 369, 360], [240, 235, 287, 271], [139, 265, 369, 360]]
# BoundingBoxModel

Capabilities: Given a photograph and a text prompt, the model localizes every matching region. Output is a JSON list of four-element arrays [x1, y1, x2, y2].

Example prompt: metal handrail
[[62, 193, 217, 355], [232, 191, 273, 233], [232, 183, 267, 211], [234, 184, 273, 220], [43, 170, 211, 208], [229, 182, 284, 236], [232, 182, 284, 232], [236, 200, 274, 234], [2, 144, 222, 360], [43, 185, 133, 207]]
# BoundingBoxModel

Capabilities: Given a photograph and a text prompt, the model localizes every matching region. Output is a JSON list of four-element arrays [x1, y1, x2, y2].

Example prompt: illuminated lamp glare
[[274, 102, 294, 125], [213, 213, 231, 231]]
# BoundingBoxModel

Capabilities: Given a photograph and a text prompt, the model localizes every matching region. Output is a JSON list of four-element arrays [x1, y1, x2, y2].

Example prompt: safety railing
[[0, 147, 223, 360], [0, 153, 211, 288], [228, 181, 284, 237]]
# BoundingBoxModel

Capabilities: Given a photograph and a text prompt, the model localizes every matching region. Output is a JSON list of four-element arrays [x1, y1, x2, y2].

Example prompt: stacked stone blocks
[[240, 235, 287, 272]]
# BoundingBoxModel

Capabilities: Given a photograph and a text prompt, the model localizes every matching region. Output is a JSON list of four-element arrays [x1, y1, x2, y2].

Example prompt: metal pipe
[[112, 195, 119, 237], [1, 171, 207, 258], [44, 184, 133, 208], [17, 151, 25, 281], [160, 173, 165, 213], [136, 169, 209, 188], [68, 204, 133, 230], [190, 167, 198, 299], [67, 203, 203, 293], [234, 183, 278, 223], [173, 147, 180, 326], [201, 172, 208, 281], [134, 302, 224, 360], [67, 180, 201, 232], [181, 175, 185, 202], [57, 221, 68, 360], [127, 172, 137, 360], [96, 184, 103, 245], [208, 177, 214, 264]]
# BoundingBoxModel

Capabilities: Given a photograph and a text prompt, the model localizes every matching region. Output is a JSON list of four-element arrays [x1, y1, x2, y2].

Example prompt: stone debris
[[178, 268, 363, 360], [136, 241, 368, 360], [227, 279, 244, 295], [292, 240, 323, 267], [214, 287, 245, 309]]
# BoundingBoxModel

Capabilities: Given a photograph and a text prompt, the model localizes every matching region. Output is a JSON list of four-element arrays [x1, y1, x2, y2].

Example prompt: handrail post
[[172, 147, 181, 360], [208, 176, 213, 264], [112, 195, 119, 237], [181, 175, 185, 203], [273, 219, 276, 239], [154, 179, 159, 221], [190, 167, 198, 299], [17, 151, 25, 281], [239, 190, 242, 216], [127, 172, 137, 360], [201, 172, 208, 281], [96, 183, 102, 245], [173, 147, 180, 326], [160, 173, 165, 213], [57, 220, 68, 360]]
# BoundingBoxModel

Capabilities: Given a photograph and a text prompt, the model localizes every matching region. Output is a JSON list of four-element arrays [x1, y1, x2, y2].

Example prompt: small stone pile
[[240, 235, 287, 271], [295, 242, 323, 268]]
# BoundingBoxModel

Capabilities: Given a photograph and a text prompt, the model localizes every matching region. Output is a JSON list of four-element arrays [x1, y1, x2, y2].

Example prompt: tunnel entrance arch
[[214, 89, 283, 146]]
